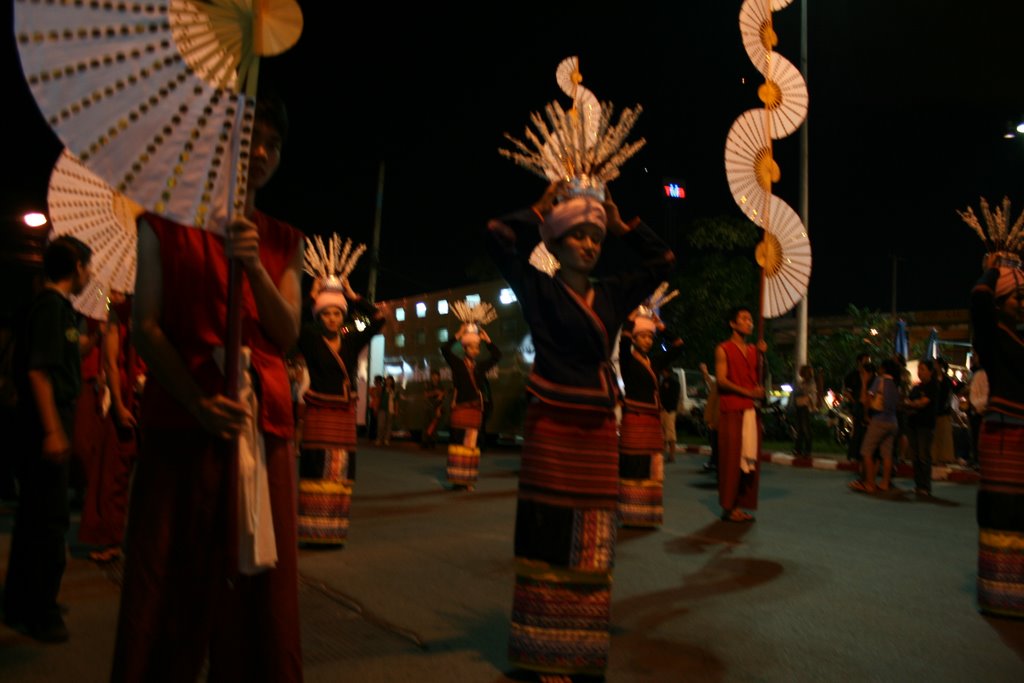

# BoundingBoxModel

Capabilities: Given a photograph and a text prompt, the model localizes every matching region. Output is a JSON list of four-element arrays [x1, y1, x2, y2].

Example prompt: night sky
[[5, 1, 1023, 316]]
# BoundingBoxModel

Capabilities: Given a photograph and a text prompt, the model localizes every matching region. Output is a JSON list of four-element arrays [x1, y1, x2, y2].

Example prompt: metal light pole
[[795, 0, 810, 379], [367, 160, 385, 303]]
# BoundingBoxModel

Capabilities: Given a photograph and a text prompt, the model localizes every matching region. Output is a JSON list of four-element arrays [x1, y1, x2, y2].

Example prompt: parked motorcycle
[[827, 403, 853, 445]]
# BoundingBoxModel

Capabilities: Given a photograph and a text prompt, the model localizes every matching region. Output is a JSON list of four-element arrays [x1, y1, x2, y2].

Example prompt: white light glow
[[499, 288, 517, 305], [23, 212, 47, 228], [437, 300, 449, 315], [415, 302, 427, 318], [395, 307, 405, 322]]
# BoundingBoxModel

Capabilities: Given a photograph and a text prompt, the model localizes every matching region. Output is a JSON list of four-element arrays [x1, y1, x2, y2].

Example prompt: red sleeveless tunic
[[138, 211, 300, 438]]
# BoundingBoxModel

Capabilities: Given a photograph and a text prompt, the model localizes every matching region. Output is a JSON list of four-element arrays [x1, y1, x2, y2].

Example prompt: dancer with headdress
[[617, 283, 684, 529], [442, 300, 501, 490], [960, 197, 1024, 618], [488, 57, 675, 679], [296, 234, 385, 546]]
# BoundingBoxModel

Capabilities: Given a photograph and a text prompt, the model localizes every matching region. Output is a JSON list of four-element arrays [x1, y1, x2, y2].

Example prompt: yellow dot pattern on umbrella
[[724, 0, 812, 320]]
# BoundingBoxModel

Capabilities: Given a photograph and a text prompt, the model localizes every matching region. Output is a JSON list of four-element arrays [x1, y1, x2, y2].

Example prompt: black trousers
[[3, 406, 74, 626]]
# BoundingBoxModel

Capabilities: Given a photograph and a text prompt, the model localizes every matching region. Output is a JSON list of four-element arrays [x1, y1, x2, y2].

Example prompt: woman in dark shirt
[[486, 180, 674, 679], [295, 275, 385, 547]]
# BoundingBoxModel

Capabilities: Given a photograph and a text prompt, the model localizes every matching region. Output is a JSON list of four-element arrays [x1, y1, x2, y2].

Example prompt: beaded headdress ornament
[[303, 233, 367, 315], [451, 300, 498, 346]]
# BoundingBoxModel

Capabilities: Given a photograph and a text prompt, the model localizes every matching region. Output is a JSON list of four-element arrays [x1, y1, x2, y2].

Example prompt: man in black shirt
[[4, 235, 92, 643], [843, 353, 871, 462]]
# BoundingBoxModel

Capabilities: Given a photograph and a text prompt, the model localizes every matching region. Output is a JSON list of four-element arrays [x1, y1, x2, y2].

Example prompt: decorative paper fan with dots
[[14, 0, 302, 233], [48, 148, 143, 320]]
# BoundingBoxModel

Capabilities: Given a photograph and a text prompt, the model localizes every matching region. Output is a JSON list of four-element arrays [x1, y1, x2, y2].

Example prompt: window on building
[[437, 300, 449, 315], [415, 302, 427, 318], [438, 328, 449, 343], [395, 333, 406, 348], [416, 330, 426, 345], [395, 307, 406, 322]]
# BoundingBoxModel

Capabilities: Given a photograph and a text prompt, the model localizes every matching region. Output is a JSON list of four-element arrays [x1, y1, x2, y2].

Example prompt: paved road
[[2, 441, 1021, 682]]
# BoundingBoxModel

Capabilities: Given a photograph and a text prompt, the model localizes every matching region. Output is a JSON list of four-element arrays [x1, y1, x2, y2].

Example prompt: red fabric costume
[[111, 211, 302, 682], [716, 340, 761, 512]]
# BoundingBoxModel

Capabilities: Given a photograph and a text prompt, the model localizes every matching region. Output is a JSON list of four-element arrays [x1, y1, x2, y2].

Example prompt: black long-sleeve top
[[971, 268, 1024, 422], [485, 206, 675, 411], [618, 322, 685, 411], [441, 337, 501, 407], [298, 297, 385, 400]]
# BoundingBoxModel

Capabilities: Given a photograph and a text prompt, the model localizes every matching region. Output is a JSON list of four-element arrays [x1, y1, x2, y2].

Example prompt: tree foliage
[[659, 214, 787, 377]]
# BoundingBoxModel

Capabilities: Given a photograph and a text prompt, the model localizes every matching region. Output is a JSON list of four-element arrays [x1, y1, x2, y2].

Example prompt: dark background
[[4, 1, 1023, 315]]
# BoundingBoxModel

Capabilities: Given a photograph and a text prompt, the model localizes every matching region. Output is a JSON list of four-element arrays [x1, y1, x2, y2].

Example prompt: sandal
[[722, 509, 755, 523], [848, 480, 876, 493]]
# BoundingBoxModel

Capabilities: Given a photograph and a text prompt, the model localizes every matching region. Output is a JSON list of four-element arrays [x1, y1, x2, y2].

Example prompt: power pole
[[367, 160, 385, 303], [795, 0, 810, 379]]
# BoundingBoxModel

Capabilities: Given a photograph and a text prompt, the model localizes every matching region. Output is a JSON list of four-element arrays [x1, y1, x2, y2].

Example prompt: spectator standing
[[700, 361, 720, 474], [375, 375, 399, 446], [931, 357, 956, 465], [420, 369, 446, 449], [3, 235, 92, 643], [904, 359, 939, 497], [849, 358, 901, 493], [792, 364, 818, 458], [658, 366, 681, 464], [843, 353, 871, 462], [367, 374, 383, 442]]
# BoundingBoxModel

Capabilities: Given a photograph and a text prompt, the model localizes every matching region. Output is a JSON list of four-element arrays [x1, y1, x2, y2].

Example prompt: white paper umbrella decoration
[[555, 55, 601, 147], [48, 149, 143, 320], [724, 109, 778, 220], [170, 0, 303, 92], [753, 197, 812, 319], [756, 52, 808, 138], [14, 0, 301, 234]]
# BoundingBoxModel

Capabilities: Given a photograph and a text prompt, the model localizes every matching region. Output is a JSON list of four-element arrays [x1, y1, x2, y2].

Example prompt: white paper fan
[[170, 0, 303, 92], [739, 0, 798, 68], [48, 149, 142, 320], [724, 109, 777, 219], [757, 53, 807, 138], [754, 197, 812, 318], [554, 55, 601, 146], [14, 0, 255, 233]]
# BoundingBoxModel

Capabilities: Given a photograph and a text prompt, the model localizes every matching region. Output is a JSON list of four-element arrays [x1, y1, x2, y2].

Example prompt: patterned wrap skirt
[[448, 401, 484, 486], [447, 443, 480, 487], [450, 401, 483, 431], [977, 417, 1024, 618], [508, 399, 619, 677], [618, 405, 665, 528], [298, 391, 357, 546]]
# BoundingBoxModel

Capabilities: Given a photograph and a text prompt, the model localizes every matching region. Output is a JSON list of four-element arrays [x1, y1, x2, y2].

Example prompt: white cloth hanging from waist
[[740, 408, 758, 474], [213, 346, 277, 575]]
